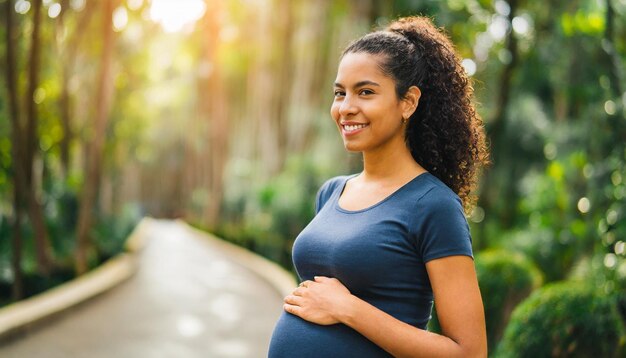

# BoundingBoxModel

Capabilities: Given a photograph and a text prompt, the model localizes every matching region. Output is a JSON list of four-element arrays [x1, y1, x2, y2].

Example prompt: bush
[[500, 228, 580, 283], [92, 203, 143, 262], [475, 250, 543, 352], [218, 154, 339, 269], [0, 202, 142, 307], [496, 281, 625, 358]]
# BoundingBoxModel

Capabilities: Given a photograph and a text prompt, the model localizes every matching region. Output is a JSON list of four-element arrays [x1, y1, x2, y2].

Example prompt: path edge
[[180, 220, 297, 298], [0, 217, 151, 343]]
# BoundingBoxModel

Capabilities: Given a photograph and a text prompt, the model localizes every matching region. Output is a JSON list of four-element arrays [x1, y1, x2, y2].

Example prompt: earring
[[402, 115, 408, 125]]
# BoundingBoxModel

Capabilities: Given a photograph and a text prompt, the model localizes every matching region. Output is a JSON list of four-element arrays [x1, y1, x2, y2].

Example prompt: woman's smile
[[341, 122, 369, 136]]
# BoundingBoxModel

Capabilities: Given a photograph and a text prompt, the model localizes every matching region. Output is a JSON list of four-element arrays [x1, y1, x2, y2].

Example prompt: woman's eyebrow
[[333, 80, 381, 88]]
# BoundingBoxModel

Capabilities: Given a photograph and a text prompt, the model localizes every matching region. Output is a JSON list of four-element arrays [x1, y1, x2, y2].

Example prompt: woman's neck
[[360, 143, 425, 183]]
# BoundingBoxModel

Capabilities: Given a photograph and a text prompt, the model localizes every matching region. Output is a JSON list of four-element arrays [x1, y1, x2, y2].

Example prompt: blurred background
[[1, 0, 625, 355]]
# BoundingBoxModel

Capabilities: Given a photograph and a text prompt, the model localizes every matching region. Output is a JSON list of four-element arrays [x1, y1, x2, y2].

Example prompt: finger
[[284, 294, 303, 305], [318, 276, 342, 285], [283, 303, 302, 316], [292, 287, 307, 296]]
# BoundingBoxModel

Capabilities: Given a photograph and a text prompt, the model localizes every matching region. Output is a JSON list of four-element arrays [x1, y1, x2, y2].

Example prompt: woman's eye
[[360, 89, 374, 95], [334, 90, 345, 98]]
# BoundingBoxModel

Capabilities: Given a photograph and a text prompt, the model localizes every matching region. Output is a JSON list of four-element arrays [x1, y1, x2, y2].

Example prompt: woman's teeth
[[344, 124, 367, 131]]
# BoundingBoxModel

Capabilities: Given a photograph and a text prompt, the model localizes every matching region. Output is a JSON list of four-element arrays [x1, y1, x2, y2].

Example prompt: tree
[[75, 0, 117, 274], [3, 0, 54, 288], [4, 0, 25, 299], [23, 0, 54, 277]]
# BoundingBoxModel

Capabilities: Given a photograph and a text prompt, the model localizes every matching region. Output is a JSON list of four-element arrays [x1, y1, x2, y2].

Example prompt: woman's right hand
[[283, 276, 355, 325]]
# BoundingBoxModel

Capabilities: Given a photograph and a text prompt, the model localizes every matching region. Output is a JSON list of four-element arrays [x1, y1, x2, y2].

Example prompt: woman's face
[[331, 52, 410, 154]]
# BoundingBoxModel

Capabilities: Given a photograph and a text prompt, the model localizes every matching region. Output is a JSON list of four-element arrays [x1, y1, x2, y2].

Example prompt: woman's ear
[[402, 86, 421, 119]]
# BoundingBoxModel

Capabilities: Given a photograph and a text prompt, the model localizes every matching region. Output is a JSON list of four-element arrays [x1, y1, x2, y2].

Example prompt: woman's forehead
[[335, 52, 391, 84]]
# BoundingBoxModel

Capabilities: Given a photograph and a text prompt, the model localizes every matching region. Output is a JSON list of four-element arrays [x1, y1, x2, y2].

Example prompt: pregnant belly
[[268, 311, 391, 358]]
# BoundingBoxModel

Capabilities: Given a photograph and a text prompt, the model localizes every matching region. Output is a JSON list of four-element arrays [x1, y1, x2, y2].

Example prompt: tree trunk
[[75, 0, 116, 275], [5, 0, 24, 300], [56, 0, 95, 179], [254, 3, 280, 177], [194, 0, 230, 227], [24, 0, 41, 185], [24, 0, 54, 276], [272, 0, 294, 170], [27, 192, 53, 276], [56, 0, 71, 178], [603, 0, 622, 98]]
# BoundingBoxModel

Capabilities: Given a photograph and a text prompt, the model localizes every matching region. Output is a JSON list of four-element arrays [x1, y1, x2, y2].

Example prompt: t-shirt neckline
[[334, 172, 431, 214]]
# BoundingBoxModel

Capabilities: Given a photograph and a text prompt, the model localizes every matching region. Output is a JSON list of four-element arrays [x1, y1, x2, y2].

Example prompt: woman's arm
[[283, 255, 487, 358]]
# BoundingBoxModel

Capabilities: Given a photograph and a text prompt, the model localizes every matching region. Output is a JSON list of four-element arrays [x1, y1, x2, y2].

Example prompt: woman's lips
[[341, 123, 368, 136]]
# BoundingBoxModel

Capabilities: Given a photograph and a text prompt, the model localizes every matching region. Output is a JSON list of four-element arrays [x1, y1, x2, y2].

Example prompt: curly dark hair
[[342, 16, 490, 213]]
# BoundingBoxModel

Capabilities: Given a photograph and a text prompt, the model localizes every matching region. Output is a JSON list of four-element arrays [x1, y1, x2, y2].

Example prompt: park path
[[0, 220, 288, 358]]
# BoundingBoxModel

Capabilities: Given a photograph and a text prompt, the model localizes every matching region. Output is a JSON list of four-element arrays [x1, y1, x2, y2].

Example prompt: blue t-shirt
[[268, 173, 473, 357]]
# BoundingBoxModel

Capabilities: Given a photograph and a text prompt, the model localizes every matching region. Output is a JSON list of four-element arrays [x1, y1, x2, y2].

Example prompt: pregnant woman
[[269, 16, 489, 357]]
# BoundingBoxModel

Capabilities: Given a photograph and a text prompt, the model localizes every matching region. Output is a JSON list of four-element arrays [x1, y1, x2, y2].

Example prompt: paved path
[[0, 220, 288, 357]]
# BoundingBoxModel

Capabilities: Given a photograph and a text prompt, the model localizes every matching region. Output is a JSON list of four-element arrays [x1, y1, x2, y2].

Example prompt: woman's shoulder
[[413, 173, 463, 212], [412, 174, 472, 260], [319, 175, 353, 192]]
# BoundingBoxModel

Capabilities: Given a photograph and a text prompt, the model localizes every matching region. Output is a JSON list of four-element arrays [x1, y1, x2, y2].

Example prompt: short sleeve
[[416, 187, 473, 262], [314, 177, 343, 214]]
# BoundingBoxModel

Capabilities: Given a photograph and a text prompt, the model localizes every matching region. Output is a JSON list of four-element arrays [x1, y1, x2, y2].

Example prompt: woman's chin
[[342, 140, 365, 152], [343, 144, 363, 153]]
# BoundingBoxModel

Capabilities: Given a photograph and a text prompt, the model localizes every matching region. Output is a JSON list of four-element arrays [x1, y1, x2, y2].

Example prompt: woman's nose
[[338, 95, 358, 116]]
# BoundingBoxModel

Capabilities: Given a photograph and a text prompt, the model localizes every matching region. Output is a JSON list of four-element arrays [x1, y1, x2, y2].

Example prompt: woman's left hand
[[283, 276, 354, 325]]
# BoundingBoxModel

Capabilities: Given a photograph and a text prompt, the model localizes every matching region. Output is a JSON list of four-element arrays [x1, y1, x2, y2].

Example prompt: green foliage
[[496, 281, 625, 358], [570, 253, 626, 325], [475, 250, 543, 352], [426, 305, 441, 334], [560, 10, 605, 37], [0, 202, 141, 307], [499, 228, 578, 283], [92, 203, 143, 262], [216, 154, 339, 269], [45, 196, 78, 266]]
